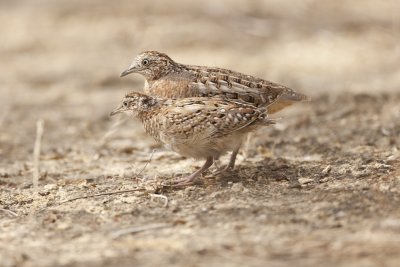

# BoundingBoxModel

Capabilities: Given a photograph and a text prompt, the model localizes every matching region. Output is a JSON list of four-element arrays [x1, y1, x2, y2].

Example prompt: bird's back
[[146, 64, 308, 114], [139, 96, 275, 159]]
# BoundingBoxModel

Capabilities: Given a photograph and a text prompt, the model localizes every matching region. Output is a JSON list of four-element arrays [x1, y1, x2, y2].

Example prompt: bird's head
[[120, 51, 177, 81], [110, 92, 158, 117]]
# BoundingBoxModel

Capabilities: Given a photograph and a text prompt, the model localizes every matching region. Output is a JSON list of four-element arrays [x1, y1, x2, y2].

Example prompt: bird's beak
[[110, 104, 125, 117], [120, 64, 138, 77]]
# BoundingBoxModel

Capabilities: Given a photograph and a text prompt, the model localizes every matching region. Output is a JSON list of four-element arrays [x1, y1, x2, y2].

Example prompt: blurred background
[[1, 0, 399, 164], [1, 1, 400, 266]]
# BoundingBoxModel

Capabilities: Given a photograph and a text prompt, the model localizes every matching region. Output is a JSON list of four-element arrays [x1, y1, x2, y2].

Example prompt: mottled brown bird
[[110, 92, 276, 186], [120, 51, 308, 170]]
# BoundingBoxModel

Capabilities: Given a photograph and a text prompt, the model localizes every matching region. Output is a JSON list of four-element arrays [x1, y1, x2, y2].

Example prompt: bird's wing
[[161, 98, 273, 144], [185, 66, 309, 113]]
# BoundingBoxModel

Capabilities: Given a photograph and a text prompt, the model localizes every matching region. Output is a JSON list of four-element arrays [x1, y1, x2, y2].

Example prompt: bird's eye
[[142, 59, 149, 66], [123, 101, 129, 108]]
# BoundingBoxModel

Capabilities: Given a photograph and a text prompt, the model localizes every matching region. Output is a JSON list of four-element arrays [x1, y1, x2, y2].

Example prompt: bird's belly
[[168, 134, 245, 160]]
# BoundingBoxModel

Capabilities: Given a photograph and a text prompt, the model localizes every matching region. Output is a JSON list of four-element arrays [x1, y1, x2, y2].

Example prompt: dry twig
[[110, 223, 170, 239], [59, 188, 146, 204], [33, 119, 44, 189], [137, 149, 156, 176], [0, 208, 18, 217]]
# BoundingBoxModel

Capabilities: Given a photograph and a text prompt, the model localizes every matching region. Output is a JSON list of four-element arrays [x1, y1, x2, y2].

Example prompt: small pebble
[[44, 184, 57, 191], [321, 165, 331, 175], [298, 177, 314, 185]]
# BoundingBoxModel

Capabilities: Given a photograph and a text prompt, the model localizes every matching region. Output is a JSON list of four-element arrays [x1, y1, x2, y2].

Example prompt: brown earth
[[1, 1, 400, 267]]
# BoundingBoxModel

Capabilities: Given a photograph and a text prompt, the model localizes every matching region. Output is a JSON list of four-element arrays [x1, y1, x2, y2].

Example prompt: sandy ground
[[1, 1, 400, 266]]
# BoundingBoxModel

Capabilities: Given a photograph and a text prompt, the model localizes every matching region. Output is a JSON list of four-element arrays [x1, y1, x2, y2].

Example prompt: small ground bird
[[110, 92, 276, 186], [120, 51, 308, 170]]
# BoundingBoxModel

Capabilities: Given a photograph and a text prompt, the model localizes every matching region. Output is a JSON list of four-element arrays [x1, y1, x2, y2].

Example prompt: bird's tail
[[259, 112, 280, 125], [267, 89, 310, 114]]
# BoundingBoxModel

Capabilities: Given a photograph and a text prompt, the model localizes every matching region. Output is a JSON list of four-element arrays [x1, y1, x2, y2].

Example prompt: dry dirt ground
[[1, 1, 400, 267]]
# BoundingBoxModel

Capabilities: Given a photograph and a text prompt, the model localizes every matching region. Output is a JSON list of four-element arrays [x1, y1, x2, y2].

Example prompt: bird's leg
[[227, 143, 241, 169], [213, 142, 242, 174], [165, 157, 214, 187]]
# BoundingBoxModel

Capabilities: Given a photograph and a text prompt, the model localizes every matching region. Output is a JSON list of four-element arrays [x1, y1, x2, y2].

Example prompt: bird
[[120, 51, 308, 171], [110, 91, 276, 186]]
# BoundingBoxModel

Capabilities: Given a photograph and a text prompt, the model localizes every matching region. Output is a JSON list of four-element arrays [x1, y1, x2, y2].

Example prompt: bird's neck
[[137, 106, 163, 143], [147, 62, 186, 86], [136, 98, 164, 121]]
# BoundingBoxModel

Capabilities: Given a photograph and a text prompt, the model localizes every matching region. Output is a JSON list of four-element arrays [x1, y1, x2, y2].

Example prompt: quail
[[120, 51, 308, 170], [110, 92, 276, 186]]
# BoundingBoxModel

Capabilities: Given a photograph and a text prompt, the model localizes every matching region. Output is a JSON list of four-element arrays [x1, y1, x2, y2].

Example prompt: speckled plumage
[[110, 92, 276, 186], [120, 51, 307, 175], [120, 51, 309, 114]]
